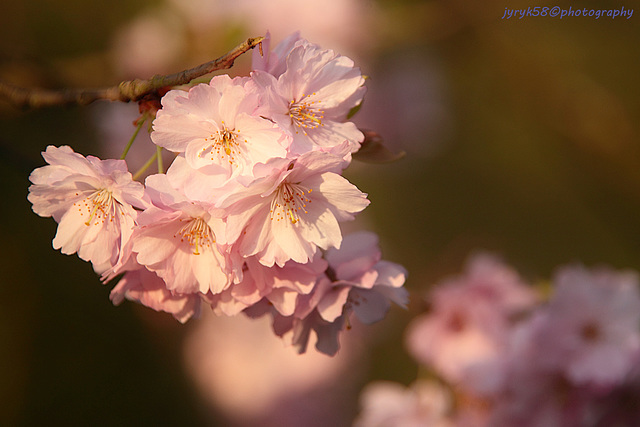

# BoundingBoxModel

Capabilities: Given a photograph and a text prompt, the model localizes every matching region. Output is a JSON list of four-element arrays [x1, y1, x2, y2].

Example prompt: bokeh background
[[1, 0, 638, 425]]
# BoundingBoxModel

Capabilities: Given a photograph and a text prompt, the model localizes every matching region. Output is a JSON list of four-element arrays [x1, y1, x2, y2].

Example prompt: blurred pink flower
[[28, 145, 146, 274], [406, 254, 536, 385], [110, 8, 185, 79], [355, 50, 452, 158], [183, 311, 362, 427], [466, 265, 640, 426], [354, 380, 453, 427], [534, 265, 640, 387], [487, 316, 600, 427], [166, 0, 377, 56]]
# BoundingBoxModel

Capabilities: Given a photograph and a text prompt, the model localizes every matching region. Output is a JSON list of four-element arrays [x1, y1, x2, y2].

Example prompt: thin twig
[[0, 36, 264, 110], [120, 116, 147, 160]]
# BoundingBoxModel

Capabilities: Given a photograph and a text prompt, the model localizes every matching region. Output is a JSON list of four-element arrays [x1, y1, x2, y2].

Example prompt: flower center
[[201, 123, 243, 165], [447, 311, 467, 333], [289, 95, 324, 133], [74, 188, 119, 226], [581, 322, 600, 342], [174, 217, 215, 255], [270, 182, 313, 224]]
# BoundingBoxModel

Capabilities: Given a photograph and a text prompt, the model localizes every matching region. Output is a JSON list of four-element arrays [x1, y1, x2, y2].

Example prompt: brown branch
[[0, 36, 264, 110]]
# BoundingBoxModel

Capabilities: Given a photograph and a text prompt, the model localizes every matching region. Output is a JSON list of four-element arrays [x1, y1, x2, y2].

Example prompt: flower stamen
[[270, 182, 313, 224], [74, 189, 118, 226], [289, 94, 324, 134], [175, 217, 215, 255], [201, 123, 242, 165]]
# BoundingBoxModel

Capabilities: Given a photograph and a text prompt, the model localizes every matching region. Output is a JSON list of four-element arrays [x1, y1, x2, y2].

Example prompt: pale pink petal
[[317, 286, 350, 322]]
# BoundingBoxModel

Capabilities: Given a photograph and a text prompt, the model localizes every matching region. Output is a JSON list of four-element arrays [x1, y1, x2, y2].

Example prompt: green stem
[[132, 151, 158, 181], [156, 146, 164, 174], [120, 117, 146, 160]]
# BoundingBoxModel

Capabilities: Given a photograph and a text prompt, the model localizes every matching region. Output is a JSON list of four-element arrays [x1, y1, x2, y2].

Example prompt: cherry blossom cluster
[[355, 254, 640, 426], [27, 32, 408, 355]]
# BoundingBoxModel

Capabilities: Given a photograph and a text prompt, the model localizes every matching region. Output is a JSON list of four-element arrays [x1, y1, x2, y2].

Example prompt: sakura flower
[[533, 265, 640, 387], [151, 74, 288, 180], [205, 253, 327, 317], [243, 278, 347, 355], [246, 231, 408, 356], [288, 231, 407, 355], [252, 31, 303, 78], [271, 292, 348, 356], [110, 266, 201, 323], [224, 150, 370, 267], [487, 316, 600, 427], [354, 380, 454, 427], [406, 254, 536, 385], [252, 38, 366, 154], [28, 145, 146, 274], [131, 173, 238, 295], [317, 231, 409, 325]]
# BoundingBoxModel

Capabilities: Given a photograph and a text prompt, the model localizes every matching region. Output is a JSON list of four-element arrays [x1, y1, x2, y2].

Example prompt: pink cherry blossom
[[28, 145, 146, 274], [204, 253, 327, 317], [317, 231, 409, 325], [252, 31, 303, 78], [252, 38, 366, 154], [272, 293, 348, 356], [224, 150, 370, 267], [245, 232, 407, 356], [354, 380, 454, 427], [405, 254, 536, 385], [533, 265, 640, 387], [151, 74, 289, 178], [243, 279, 348, 356], [131, 173, 238, 295], [110, 265, 201, 323], [486, 316, 600, 427]]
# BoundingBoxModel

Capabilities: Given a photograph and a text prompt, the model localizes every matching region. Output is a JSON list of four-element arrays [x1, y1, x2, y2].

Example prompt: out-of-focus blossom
[[111, 8, 185, 78], [183, 311, 362, 427], [28, 145, 146, 274], [406, 254, 536, 386], [484, 314, 594, 427], [166, 0, 377, 55], [401, 260, 640, 427], [475, 264, 640, 426], [530, 265, 640, 387], [354, 380, 454, 427], [110, 265, 201, 323]]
